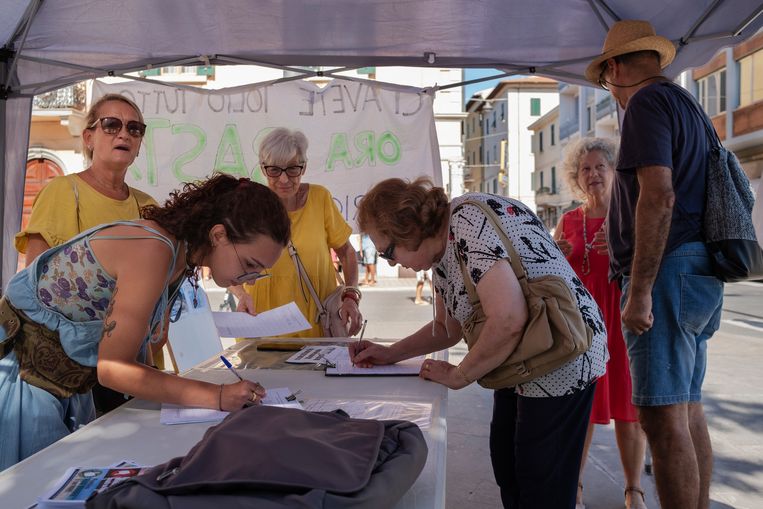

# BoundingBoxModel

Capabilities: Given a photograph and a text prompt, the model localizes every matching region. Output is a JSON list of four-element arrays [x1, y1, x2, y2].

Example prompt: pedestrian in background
[[361, 233, 378, 285], [555, 137, 647, 509], [587, 20, 724, 508], [414, 269, 433, 305]]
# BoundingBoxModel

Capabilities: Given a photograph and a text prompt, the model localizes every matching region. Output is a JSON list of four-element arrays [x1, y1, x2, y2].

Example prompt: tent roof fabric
[[2, 0, 763, 96]]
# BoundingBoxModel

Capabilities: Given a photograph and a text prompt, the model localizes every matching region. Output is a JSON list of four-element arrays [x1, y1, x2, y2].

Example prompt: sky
[[462, 69, 521, 106]]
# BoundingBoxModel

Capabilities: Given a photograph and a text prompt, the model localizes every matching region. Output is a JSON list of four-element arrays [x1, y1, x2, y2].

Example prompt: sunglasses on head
[[263, 165, 305, 178], [89, 117, 147, 138], [379, 241, 396, 262]]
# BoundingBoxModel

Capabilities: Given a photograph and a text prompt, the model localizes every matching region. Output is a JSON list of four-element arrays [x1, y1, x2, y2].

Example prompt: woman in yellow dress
[[16, 93, 156, 263], [15, 93, 158, 413], [230, 128, 363, 337]]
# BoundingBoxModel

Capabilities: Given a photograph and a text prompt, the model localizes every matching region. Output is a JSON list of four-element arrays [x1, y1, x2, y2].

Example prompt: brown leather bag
[[453, 200, 592, 389], [0, 296, 97, 398]]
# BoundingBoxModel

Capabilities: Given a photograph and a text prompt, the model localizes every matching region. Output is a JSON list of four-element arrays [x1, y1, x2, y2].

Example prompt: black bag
[[87, 406, 428, 509], [672, 84, 763, 282]]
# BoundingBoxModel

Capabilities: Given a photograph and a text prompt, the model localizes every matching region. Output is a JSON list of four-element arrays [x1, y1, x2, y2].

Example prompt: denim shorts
[[621, 242, 723, 406]]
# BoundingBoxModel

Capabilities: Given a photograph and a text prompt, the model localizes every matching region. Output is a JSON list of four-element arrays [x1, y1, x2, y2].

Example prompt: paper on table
[[212, 302, 310, 338], [325, 348, 424, 376], [303, 399, 433, 429], [285, 345, 344, 364], [160, 387, 303, 425]]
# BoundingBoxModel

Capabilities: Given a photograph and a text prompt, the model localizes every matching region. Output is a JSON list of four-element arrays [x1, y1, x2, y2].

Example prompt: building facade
[[528, 106, 567, 230], [461, 77, 559, 210]]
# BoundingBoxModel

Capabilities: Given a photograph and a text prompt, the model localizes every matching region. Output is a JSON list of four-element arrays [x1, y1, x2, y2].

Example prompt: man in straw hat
[[586, 20, 723, 509]]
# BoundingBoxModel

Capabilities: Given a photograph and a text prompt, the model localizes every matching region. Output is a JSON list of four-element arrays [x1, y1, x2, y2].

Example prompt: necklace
[[581, 208, 595, 276]]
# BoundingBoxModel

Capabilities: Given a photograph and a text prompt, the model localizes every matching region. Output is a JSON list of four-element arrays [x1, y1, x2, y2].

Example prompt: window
[[493, 145, 498, 161], [539, 171, 544, 190], [698, 69, 726, 116], [539, 131, 544, 152], [501, 103, 505, 121], [530, 98, 541, 116], [586, 106, 592, 132], [551, 124, 555, 146], [551, 166, 557, 194]]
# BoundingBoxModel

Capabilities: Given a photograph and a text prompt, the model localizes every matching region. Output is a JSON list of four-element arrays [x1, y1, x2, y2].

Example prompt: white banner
[[92, 78, 440, 230]]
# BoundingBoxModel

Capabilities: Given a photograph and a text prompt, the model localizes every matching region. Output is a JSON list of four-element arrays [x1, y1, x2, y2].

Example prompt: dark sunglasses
[[89, 117, 147, 138], [263, 165, 305, 178], [379, 241, 396, 262]]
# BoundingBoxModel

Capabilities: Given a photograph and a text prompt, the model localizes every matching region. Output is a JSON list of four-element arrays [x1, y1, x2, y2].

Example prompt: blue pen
[[220, 355, 244, 381]]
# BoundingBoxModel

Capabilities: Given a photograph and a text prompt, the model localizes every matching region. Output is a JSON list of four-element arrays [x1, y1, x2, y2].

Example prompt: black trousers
[[489, 382, 596, 509]]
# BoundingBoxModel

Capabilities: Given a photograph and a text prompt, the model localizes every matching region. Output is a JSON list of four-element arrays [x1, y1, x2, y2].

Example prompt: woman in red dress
[[554, 138, 648, 509]]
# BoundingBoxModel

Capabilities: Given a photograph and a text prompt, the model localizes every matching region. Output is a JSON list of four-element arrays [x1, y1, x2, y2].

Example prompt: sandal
[[575, 482, 585, 509], [624, 486, 646, 509]]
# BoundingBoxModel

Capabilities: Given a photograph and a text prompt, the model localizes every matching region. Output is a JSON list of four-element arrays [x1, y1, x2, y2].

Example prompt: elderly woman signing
[[350, 177, 608, 509]]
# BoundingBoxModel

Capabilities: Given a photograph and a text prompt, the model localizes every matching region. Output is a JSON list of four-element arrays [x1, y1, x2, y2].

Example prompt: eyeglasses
[[262, 165, 305, 178], [598, 67, 610, 91], [89, 117, 147, 138], [379, 241, 396, 262], [231, 243, 271, 285]]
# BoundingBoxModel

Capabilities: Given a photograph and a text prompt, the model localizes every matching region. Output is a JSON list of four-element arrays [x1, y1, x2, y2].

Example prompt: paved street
[[205, 279, 763, 508]]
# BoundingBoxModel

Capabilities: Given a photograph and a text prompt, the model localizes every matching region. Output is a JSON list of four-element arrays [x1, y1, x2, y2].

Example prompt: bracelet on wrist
[[218, 384, 225, 411], [342, 287, 362, 302], [342, 292, 360, 304]]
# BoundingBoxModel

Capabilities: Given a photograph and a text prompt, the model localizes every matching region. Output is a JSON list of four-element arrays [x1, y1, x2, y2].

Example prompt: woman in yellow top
[[230, 128, 363, 337], [16, 93, 156, 262], [15, 93, 158, 413]]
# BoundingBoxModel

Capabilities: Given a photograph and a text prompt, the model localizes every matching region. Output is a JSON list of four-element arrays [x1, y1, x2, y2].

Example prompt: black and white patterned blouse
[[433, 193, 609, 398]]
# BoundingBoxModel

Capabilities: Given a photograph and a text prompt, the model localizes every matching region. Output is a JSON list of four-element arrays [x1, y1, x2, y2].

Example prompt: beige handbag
[[453, 200, 592, 389], [288, 242, 350, 337]]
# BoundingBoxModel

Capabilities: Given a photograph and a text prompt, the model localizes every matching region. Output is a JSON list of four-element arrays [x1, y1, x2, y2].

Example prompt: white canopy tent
[[2, 0, 762, 286]]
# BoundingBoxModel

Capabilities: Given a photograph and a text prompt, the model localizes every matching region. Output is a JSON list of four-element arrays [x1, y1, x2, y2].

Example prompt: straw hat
[[585, 20, 676, 84]]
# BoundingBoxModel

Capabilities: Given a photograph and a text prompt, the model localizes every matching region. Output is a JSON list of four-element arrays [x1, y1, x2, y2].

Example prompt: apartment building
[[462, 77, 559, 210], [528, 107, 567, 230]]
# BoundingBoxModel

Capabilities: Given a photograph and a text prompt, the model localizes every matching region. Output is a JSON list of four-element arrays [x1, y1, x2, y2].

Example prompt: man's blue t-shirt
[[608, 81, 708, 281]]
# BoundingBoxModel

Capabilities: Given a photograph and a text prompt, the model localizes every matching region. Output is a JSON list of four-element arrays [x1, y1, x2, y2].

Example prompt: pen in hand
[[220, 355, 244, 381], [353, 319, 368, 367]]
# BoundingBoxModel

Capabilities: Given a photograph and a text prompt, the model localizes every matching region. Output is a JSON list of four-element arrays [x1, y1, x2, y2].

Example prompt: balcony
[[596, 95, 615, 120], [33, 83, 86, 110], [560, 117, 579, 140]]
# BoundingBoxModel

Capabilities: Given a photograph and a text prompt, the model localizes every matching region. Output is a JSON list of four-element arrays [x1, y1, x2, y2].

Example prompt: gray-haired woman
[[554, 137, 648, 509], [229, 128, 363, 337]]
